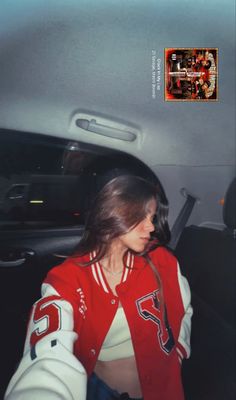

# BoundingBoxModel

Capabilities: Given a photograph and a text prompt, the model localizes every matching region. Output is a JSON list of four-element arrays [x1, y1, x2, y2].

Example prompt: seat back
[[175, 177, 236, 400]]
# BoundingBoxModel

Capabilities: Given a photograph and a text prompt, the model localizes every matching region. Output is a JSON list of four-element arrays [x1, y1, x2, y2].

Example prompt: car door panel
[[0, 228, 83, 397]]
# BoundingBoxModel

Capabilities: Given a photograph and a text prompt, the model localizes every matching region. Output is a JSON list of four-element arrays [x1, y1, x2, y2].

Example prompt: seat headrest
[[223, 177, 236, 230]]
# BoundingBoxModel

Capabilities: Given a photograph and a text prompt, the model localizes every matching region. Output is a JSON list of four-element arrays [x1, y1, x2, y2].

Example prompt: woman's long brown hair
[[74, 175, 170, 264]]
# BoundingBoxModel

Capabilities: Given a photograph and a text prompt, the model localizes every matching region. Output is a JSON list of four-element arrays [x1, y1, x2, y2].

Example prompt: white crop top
[[98, 307, 135, 361]]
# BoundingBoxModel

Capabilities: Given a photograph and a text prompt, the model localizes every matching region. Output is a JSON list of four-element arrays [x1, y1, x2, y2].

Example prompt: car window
[[0, 129, 158, 230]]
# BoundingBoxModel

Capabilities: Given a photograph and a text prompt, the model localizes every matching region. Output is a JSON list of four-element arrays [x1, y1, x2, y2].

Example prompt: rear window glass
[[0, 130, 158, 230]]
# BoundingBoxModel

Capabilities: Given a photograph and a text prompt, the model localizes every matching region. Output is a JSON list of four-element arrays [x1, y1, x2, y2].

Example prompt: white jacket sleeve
[[4, 284, 87, 400], [176, 263, 193, 362]]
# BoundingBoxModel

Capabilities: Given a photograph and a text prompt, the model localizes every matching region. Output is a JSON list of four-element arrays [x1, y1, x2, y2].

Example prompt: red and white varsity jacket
[[5, 246, 192, 400]]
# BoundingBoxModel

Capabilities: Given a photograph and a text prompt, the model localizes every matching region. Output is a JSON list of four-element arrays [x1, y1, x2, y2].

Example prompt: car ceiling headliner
[[0, 0, 235, 168]]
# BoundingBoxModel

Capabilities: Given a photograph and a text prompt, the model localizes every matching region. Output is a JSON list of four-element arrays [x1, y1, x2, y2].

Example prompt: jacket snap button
[[90, 349, 96, 356], [111, 299, 116, 304]]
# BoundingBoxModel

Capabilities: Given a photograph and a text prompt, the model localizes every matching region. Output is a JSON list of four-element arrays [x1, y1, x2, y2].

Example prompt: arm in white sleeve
[[4, 284, 87, 400], [176, 263, 193, 362]]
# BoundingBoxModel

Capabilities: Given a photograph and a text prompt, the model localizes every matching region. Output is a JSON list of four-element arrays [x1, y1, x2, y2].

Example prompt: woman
[[5, 175, 192, 400]]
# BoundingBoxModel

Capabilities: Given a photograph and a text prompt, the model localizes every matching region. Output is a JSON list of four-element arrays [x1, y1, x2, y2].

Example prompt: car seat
[[175, 177, 236, 400]]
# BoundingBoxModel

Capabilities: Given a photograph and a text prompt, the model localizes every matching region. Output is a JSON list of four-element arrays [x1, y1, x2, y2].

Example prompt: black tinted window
[[0, 130, 158, 230]]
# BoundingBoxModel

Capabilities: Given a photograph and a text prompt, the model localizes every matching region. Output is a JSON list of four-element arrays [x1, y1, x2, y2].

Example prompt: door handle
[[0, 250, 35, 268], [0, 258, 26, 267]]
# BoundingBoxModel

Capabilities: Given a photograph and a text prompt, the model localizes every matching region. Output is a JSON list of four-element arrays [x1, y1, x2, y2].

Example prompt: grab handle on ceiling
[[75, 118, 137, 142]]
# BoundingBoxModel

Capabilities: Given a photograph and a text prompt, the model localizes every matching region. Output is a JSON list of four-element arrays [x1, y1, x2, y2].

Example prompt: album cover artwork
[[165, 48, 218, 101]]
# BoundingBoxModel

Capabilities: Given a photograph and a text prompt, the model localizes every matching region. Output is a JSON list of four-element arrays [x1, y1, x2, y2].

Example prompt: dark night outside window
[[0, 130, 158, 230]]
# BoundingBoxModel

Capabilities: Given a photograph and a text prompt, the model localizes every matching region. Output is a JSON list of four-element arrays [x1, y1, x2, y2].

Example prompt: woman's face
[[114, 197, 157, 253]]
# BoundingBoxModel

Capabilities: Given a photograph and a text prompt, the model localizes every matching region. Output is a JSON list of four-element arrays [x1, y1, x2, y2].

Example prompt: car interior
[[0, 1, 235, 399]]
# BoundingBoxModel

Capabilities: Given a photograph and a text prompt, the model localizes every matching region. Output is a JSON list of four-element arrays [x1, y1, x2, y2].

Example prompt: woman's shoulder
[[43, 253, 91, 299], [149, 245, 177, 267], [45, 253, 90, 283]]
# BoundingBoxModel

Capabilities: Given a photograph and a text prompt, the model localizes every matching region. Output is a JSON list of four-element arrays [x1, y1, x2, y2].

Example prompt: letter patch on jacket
[[136, 290, 175, 355], [30, 296, 62, 346]]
